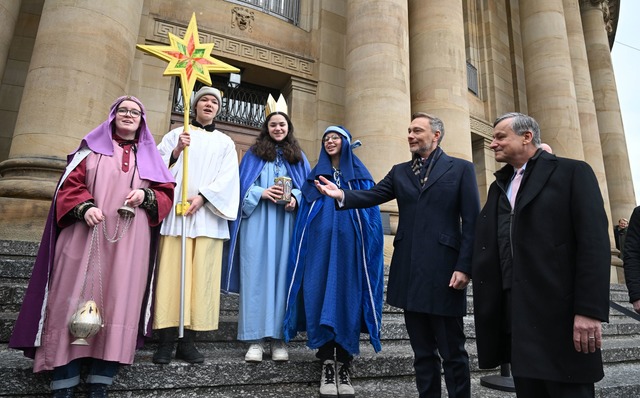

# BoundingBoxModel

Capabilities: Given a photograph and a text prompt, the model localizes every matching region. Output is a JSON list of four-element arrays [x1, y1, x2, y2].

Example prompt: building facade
[[0, 0, 634, 277]]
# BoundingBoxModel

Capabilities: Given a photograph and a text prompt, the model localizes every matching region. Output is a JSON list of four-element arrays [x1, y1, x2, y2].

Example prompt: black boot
[[152, 327, 177, 364], [87, 383, 108, 398], [176, 329, 204, 363], [51, 387, 75, 398]]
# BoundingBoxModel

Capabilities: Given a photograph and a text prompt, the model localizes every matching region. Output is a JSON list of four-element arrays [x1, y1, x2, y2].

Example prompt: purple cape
[[9, 96, 172, 358]]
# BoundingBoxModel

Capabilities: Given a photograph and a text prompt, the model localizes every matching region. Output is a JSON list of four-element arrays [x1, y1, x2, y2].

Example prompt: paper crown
[[265, 94, 288, 117]]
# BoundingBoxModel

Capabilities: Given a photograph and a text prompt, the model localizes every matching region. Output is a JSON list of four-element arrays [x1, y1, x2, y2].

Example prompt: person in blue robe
[[222, 107, 310, 363], [284, 126, 384, 398]]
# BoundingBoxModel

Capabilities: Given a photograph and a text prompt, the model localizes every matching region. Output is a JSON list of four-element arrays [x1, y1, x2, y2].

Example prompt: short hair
[[493, 112, 541, 146], [411, 112, 445, 144]]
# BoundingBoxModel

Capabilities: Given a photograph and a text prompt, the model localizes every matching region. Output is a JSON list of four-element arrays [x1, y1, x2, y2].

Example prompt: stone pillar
[[519, 0, 584, 160], [408, 0, 471, 161], [0, 0, 21, 82], [344, 0, 411, 182], [345, 0, 410, 229], [283, 76, 318, 161], [473, 136, 497, 205], [0, 0, 144, 241], [581, 0, 636, 224], [564, 0, 618, 281]]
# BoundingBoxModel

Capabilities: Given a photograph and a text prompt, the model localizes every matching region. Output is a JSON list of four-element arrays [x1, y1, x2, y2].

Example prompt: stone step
[[0, 278, 633, 319], [2, 336, 640, 397], [2, 306, 640, 346]]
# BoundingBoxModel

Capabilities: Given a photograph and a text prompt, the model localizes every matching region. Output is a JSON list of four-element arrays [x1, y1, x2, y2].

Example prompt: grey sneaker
[[319, 359, 338, 397], [337, 362, 355, 398]]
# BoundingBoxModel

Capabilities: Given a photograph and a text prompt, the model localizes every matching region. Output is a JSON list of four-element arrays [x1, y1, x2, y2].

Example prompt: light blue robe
[[237, 161, 303, 341]]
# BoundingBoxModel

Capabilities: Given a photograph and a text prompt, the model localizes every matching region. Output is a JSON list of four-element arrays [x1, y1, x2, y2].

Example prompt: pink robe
[[33, 144, 167, 371]]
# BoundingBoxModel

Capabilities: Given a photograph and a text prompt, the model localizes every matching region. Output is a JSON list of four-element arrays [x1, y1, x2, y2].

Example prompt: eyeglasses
[[323, 134, 341, 143], [116, 108, 142, 118]]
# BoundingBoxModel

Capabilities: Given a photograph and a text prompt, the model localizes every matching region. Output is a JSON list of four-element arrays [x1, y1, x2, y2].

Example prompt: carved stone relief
[[232, 7, 255, 32]]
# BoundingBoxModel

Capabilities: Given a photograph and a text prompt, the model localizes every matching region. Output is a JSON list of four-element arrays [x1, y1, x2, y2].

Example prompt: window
[[228, 0, 299, 25], [467, 61, 479, 96]]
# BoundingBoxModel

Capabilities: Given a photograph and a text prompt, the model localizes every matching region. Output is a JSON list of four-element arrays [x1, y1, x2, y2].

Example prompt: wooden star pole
[[137, 13, 239, 337]]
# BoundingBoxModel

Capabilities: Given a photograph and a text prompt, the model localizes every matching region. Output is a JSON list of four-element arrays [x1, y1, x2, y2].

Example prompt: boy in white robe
[[153, 87, 240, 363]]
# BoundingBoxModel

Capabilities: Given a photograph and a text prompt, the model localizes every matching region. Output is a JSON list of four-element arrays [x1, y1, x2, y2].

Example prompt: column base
[[0, 197, 51, 242]]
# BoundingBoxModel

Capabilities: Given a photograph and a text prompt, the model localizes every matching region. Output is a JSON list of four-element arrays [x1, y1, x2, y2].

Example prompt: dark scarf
[[412, 146, 442, 186], [191, 119, 216, 132]]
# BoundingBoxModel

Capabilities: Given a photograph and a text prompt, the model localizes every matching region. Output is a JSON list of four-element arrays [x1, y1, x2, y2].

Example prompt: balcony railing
[[228, 0, 299, 25], [172, 77, 279, 129]]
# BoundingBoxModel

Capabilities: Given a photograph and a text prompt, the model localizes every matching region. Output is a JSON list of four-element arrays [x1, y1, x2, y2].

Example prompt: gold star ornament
[[136, 12, 239, 106]]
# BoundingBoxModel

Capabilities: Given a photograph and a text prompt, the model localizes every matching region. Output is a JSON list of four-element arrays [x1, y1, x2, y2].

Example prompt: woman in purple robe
[[9, 96, 175, 398]]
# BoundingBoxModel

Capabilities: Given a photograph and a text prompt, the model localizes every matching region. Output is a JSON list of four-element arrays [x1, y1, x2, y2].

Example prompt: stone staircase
[[1, 239, 640, 397]]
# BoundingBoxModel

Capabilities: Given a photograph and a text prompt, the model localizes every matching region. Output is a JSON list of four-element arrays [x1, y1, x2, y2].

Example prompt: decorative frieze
[[151, 19, 313, 76], [470, 116, 493, 140]]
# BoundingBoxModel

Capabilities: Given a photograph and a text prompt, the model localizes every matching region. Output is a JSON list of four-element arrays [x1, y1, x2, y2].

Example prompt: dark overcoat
[[623, 206, 640, 302], [343, 151, 480, 317], [472, 151, 610, 383]]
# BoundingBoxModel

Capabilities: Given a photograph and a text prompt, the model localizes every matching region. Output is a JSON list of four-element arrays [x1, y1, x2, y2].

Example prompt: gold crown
[[265, 94, 288, 117]]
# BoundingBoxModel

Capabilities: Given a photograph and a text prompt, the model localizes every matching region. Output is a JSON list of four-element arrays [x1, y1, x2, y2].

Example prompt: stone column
[[519, 0, 584, 160], [345, 0, 411, 182], [345, 0, 410, 231], [564, 0, 618, 281], [0, 0, 144, 241], [283, 76, 318, 161], [0, 0, 21, 82], [581, 0, 636, 224], [408, 0, 471, 161]]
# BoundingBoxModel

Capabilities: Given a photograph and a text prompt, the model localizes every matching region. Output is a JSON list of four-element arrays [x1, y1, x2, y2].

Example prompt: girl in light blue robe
[[223, 110, 310, 362]]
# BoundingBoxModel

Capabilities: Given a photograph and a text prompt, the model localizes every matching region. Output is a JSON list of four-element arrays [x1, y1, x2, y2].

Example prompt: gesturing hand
[[314, 175, 343, 200]]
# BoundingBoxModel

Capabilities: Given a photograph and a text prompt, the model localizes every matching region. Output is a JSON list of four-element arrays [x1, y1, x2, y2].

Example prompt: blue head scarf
[[301, 125, 373, 202]]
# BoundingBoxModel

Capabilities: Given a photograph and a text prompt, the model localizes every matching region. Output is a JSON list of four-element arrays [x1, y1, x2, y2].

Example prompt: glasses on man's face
[[323, 134, 341, 143], [116, 108, 142, 118]]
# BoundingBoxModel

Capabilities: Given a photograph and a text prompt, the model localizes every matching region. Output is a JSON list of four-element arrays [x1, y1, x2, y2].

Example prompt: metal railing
[[172, 77, 278, 128], [229, 0, 299, 25]]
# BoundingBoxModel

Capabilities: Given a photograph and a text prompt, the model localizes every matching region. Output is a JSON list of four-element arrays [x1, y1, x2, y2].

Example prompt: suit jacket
[[472, 150, 610, 383], [342, 150, 480, 317]]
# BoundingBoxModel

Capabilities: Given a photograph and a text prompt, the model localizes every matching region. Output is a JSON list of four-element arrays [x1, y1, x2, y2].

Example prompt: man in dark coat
[[623, 206, 640, 314], [614, 217, 629, 259], [472, 112, 610, 398], [315, 112, 480, 398]]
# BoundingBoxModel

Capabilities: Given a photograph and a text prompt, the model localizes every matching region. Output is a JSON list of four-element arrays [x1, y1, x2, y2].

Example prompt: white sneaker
[[244, 343, 264, 362], [271, 339, 289, 361], [337, 361, 355, 397], [319, 359, 338, 397]]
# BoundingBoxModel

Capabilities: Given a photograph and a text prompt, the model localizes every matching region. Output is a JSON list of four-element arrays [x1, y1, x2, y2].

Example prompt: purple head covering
[[70, 95, 174, 184]]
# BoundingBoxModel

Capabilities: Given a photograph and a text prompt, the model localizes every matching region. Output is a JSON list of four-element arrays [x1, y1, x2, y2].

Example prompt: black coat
[[343, 151, 480, 316], [624, 206, 640, 303], [472, 151, 610, 383]]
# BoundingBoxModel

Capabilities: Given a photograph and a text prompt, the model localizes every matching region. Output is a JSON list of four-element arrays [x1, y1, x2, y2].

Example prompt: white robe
[[157, 126, 240, 238]]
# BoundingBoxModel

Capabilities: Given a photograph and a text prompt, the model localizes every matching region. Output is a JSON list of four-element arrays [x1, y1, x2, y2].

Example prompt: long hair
[[252, 112, 304, 163]]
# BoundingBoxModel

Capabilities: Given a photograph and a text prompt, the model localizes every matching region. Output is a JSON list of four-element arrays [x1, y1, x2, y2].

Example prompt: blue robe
[[284, 130, 384, 354], [223, 149, 310, 340]]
